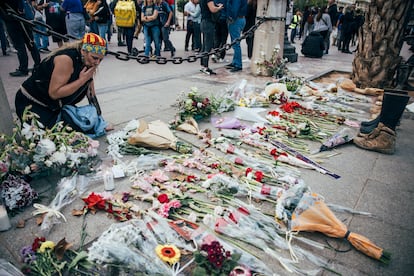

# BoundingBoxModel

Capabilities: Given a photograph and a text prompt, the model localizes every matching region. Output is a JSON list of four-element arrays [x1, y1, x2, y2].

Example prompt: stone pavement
[[0, 30, 413, 275]]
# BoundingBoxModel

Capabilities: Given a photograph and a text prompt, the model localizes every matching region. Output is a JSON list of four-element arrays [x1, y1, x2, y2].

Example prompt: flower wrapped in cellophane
[[276, 184, 391, 263]]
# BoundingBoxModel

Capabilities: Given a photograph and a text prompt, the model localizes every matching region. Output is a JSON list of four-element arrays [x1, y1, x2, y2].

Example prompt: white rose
[[50, 151, 67, 165]]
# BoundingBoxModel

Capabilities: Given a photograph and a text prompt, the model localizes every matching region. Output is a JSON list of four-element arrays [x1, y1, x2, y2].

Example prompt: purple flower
[[20, 246, 36, 264]]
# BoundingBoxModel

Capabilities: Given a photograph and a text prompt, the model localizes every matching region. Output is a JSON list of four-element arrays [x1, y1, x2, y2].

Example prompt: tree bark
[[352, 0, 413, 88]]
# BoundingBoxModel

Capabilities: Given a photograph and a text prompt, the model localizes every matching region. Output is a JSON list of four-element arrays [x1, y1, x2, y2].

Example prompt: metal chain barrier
[[4, 7, 284, 65]]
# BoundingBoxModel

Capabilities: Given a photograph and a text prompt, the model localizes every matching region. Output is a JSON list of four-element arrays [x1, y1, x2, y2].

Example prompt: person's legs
[[185, 21, 194, 51], [200, 20, 214, 70], [290, 27, 296, 43], [193, 22, 201, 51], [228, 17, 245, 69], [144, 26, 151, 56], [152, 26, 161, 57], [124, 26, 134, 54], [354, 91, 410, 154], [6, 22, 29, 74], [161, 26, 175, 56]]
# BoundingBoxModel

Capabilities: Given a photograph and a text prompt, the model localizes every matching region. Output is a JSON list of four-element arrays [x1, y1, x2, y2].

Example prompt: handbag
[[57, 104, 107, 139]]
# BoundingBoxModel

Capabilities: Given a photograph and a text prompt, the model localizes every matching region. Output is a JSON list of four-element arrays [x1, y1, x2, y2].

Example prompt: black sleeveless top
[[22, 48, 91, 112]]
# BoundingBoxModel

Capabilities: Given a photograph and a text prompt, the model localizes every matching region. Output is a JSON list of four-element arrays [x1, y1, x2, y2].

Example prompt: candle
[[0, 204, 11, 231]]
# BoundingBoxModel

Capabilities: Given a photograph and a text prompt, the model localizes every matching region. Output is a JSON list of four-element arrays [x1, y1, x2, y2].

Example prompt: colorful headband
[[81, 33, 107, 55]]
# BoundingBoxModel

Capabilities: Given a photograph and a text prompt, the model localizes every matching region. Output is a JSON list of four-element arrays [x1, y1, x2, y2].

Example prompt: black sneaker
[[207, 68, 216, 75], [229, 67, 242, 72], [118, 41, 126, 46], [9, 70, 28, 77], [225, 63, 235, 69]]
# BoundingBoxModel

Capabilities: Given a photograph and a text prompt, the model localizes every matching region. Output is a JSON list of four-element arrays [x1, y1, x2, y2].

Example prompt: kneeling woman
[[15, 33, 110, 137]]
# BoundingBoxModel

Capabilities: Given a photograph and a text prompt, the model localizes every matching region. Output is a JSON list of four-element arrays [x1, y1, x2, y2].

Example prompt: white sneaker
[[200, 67, 210, 75], [211, 54, 217, 63], [218, 58, 224, 63]]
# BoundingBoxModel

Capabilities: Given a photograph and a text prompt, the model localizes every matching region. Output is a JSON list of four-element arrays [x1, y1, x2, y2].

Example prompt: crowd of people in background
[[288, 0, 365, 58], [0, 0, 260, 77], [1, 0, 366, 79]]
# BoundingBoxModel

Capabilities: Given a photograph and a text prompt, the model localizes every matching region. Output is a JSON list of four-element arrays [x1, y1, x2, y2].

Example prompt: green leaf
[[192, 267, 208, 276], [68, 251, 89, 270]]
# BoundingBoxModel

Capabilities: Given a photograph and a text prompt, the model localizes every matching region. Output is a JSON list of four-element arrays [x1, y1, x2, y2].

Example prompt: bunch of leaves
[[193, 240, 241, 276]]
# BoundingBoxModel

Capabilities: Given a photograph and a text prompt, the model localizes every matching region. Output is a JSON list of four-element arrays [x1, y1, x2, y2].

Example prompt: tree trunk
[[352, 0, 413, 88]]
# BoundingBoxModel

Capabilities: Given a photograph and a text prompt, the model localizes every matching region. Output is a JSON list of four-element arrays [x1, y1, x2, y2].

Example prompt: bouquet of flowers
[[255, 45, 288, 78], [0, 174, 38, 211], [20, 237, 96, 275], [0, 109, 100, 181], [276, 185, 390, 263], [175, 88, 213, 121]]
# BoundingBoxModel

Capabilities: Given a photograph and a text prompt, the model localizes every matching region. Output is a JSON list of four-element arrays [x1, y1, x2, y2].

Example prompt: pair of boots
[[354, 90, 410, 154]]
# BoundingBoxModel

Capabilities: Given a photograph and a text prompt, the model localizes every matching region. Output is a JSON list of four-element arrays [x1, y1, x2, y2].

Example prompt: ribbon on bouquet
[[270, 140, 341, 179]]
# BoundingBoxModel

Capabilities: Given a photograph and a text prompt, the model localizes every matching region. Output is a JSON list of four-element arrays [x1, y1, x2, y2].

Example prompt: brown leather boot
[[353, 123, 396, 154]]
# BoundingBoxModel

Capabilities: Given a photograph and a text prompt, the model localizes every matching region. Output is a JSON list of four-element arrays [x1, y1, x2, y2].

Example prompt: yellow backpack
[[114, 0, 136, 27]]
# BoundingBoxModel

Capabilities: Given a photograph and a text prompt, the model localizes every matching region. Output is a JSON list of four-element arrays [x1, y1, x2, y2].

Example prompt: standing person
[[38, 0, 67, 48], [225, 0, 246, 73], [289, 9, 300, 44], [32, 0, 50, 53], [93, 0, 111, 47], [340, 5, 354, 54], [212, 0, 228, 62], [84, 0, 100, 34], [184, 0, 196, 51], [243, 0, 256, 60], [61, 0, 86, 39], [336, 6, 344, 50], [300, 6, 310, 40], [0, 0, 41, 77], [14, 33, 110, 136], [110, 0, 126, 46], [141, 0, 160, 57], [199, 0, 223, 75], [327, 0, 338, 55], [156, 0, 175, 57], [312, 7, 332, 55], [187, 0, 201, 52]]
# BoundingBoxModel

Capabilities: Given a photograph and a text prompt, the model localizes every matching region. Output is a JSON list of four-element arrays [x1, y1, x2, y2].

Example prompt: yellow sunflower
[[155, 244, 181, 265], [38, 241, 55, 253]]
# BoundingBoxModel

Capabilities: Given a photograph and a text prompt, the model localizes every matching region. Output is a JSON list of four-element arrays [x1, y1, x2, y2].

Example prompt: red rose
[[157, 193, 169, 203], [254, 171, 264, 182], [245, 167, 253, 176], [83, 192, 106, 210]]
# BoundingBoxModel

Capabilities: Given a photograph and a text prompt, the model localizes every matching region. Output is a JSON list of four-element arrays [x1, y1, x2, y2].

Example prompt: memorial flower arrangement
[[0, 109, 100, 181], [193, 240, 241, 275], [20, 237, 95, 275], [176, 88, 213, 121], [255, 45, 288, 78]]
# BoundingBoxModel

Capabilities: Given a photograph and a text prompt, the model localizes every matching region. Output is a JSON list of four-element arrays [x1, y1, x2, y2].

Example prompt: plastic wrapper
[[32, 175, 90, 236], [211, 117, 244, 129], [234, 107, 268, 123], [319, 127, 357, 152]]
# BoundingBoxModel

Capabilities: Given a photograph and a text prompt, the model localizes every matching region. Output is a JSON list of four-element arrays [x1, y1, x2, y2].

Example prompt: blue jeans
[[144, 25, 161, 57], [228, 17, 245, 69], [161, 26, 174, 51], [33, 18, 49, 50]]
